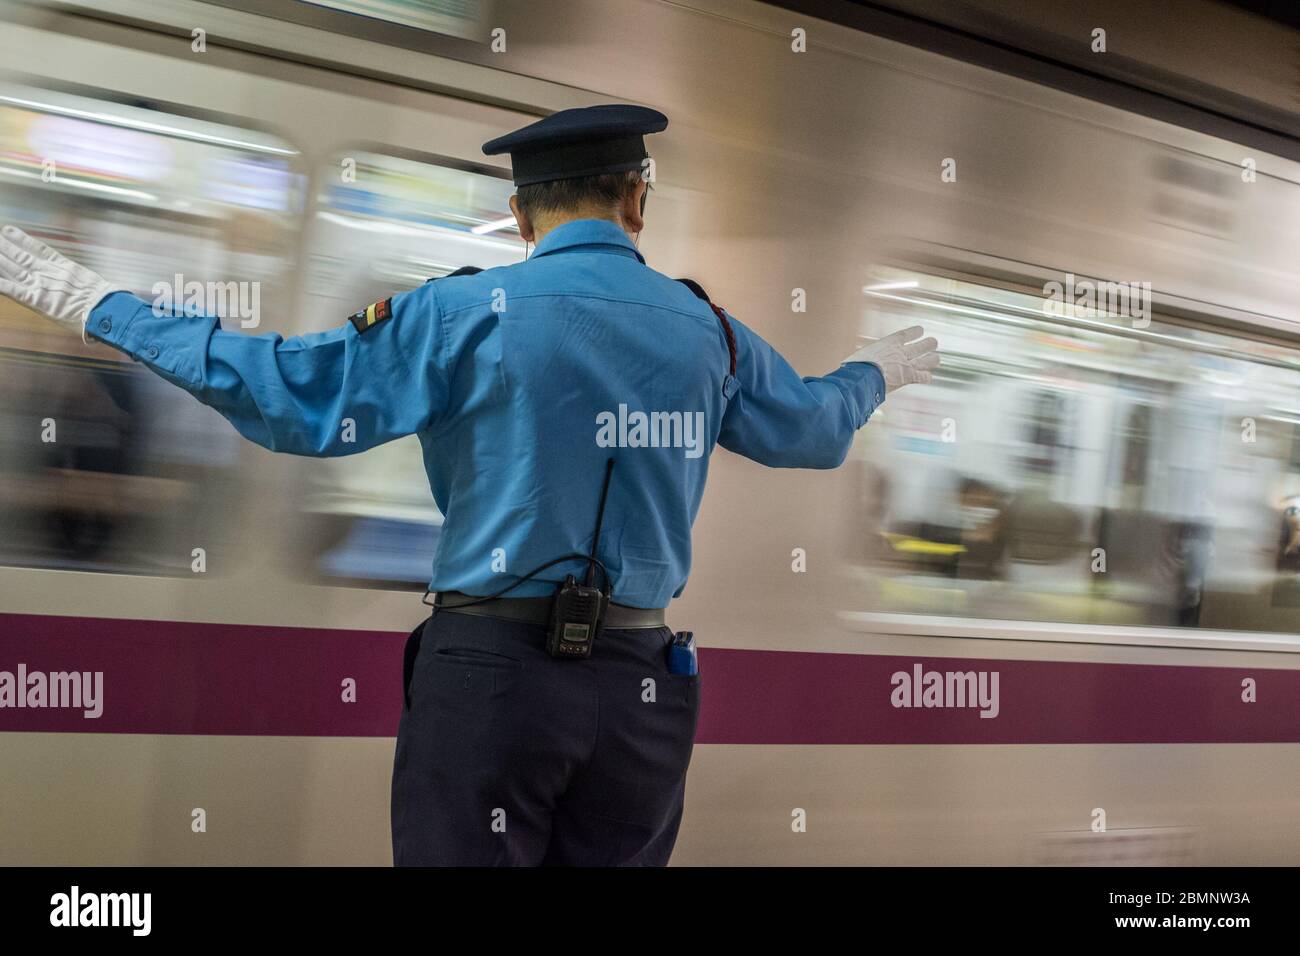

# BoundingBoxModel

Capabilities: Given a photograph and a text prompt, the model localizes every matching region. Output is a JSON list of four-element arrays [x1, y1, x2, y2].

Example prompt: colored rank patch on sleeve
[[349, 297, 393, 334]]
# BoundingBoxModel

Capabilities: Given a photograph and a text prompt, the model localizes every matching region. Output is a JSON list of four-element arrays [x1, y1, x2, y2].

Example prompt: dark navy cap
[[482, 104, 667, 187]]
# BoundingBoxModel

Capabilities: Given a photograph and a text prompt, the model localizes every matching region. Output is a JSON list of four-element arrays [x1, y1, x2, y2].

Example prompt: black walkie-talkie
[[547, 458, 615, 659]]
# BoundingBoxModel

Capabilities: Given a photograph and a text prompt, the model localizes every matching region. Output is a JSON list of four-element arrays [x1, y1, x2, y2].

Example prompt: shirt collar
[[529, 218, 645, 264]]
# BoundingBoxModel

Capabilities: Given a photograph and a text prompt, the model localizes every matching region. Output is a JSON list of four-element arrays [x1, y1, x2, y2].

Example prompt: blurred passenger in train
[[1277, 496, 1300, 572], [0, 104, 939, 867], [1170, 520, 1212, 627], [0, 333, 140, 565], [40, 364, 139, 561], [856, 462, 893, 564], [955, 477, 1009, 580]]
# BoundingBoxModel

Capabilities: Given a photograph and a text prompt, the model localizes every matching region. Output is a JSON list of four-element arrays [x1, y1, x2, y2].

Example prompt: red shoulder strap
[[707, 302, 737, 378], [673, 278, 737, 380]]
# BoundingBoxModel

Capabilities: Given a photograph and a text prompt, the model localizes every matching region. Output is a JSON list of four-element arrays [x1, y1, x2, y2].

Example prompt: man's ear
[[509, 194, 534, 242], [622, 179, 646, 235]]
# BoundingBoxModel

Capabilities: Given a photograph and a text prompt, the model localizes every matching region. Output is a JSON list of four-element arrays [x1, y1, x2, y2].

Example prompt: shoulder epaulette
[[425, 266, 484, 283], [676, 278, 736, 380]]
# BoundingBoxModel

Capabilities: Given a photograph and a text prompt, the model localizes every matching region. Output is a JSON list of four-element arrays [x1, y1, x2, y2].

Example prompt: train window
[[851, 269, 1300, 634], [0, 82, 303, 575], [293, 149, 524, 589]]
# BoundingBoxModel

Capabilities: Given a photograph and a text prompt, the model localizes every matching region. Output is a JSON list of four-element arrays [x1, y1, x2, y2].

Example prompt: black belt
[[433, 591, 666, 629]]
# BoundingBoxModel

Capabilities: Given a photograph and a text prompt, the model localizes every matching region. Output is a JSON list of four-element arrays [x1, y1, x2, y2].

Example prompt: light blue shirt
[[87, 218, 886, 607]]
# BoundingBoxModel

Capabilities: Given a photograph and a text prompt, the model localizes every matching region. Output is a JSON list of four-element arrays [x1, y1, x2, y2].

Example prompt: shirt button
[[144, 345, 160, 360], [875, 392, 883, 403], [98, 318, 111, 334]]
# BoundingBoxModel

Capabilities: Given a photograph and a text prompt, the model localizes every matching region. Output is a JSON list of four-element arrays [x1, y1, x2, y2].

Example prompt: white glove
[[0, 225, 124, 343], [845, 324, 940, 391]]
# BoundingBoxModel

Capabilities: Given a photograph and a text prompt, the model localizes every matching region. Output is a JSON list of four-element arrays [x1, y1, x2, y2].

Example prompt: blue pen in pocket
[[667, 630, 698, 676]]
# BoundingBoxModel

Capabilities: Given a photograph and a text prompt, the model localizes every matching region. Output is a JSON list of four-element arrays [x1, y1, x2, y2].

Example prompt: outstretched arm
[[0, 226, 447, 456], [718, 316, 938, 469]]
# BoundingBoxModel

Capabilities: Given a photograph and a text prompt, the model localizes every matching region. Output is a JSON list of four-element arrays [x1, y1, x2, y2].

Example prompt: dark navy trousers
[[391, 610, 700, 866]]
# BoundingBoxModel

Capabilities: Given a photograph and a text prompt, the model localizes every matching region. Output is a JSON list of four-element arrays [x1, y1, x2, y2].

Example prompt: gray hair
[[515, 169, 643, 219]]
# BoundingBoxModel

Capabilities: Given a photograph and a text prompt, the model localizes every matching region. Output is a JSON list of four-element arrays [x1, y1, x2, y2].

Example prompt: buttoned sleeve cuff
[[831, 360, 887, 428], [87, 291, 220, 388]]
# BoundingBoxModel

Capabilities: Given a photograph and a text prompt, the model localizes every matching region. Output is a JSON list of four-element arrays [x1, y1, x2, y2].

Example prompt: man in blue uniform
[[0, 104, 938, 866]]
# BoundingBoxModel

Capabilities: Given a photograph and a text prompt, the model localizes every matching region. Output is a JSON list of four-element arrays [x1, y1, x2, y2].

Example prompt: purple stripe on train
[[0, 614, 1295, 742]]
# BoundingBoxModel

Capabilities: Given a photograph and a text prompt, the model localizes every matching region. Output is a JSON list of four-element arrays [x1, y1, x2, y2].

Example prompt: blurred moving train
[[0, 0, 1298, 865]]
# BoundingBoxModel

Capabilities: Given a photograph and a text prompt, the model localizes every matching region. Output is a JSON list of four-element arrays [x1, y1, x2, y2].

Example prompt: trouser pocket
[[402, 616, 428, 711]]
